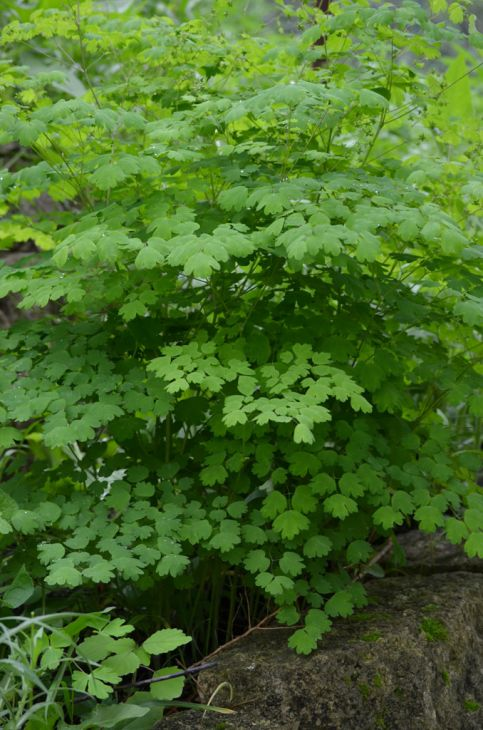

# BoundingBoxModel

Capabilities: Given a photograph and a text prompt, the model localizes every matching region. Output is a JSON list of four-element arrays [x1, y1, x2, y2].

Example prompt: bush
[[0, 0, 481, 657]]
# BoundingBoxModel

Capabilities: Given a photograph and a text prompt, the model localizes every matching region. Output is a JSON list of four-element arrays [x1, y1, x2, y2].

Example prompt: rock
[[394, 530, 482, 574], [162, 570, 483, 729]]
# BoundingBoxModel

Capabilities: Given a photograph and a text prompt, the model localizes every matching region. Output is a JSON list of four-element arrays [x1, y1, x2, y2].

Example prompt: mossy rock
[[162, 571, 483, 730]]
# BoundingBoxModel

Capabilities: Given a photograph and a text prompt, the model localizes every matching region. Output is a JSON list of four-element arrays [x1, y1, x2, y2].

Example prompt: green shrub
[[0, 0, 481, 655]]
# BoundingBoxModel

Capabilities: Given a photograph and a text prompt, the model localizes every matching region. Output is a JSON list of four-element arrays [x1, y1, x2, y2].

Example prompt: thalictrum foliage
[[0, 0, 481, 658]]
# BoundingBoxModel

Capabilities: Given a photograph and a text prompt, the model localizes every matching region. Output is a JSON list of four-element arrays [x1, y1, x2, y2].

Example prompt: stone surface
[[162, 538, 483, 730], [395, 530, 483, 574]]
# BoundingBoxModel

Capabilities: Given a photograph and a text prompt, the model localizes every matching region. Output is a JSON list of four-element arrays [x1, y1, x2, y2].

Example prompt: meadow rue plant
[[0, 0, 481, 657]]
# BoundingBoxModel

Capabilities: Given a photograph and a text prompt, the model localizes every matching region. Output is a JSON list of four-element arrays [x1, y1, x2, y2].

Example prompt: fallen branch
[[117, 661, 217, 690], [356, 538, 393, 580], [202, 610, 279, 662]]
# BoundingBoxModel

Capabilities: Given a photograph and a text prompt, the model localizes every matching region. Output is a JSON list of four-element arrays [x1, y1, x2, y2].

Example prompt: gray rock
[[163, 570, 483, 730], [395, 530, 482, 574]]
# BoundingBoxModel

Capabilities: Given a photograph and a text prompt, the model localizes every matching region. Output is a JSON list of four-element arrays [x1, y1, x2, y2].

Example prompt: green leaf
[[0, 517, 12, 535], [277, 605, 300, 626], [303, 535, 332, 558], [310, 474, 337, 495], [244, 549, 270, 573], [398, 218, 420, 241], [135, 246, 164, 269], [84, 559, 115, 583], [180, 518, 212, 544], [209, 524, 241, 552], [226, 500, 248, 519], [430, 0, 447, 12], [218, 186, 248, 211], [440, 226, 467, 255], [102, 652, 141, 676], [184, 252, 220, 278], [256, 572, 294, 596], [355, 232, 380, 262], [120, 300, 147, 320], [272, 510, 310, 539], [421, 221, 441, 243], [103, 619, 134, 637], [323, 494, 358, 520], [464, 532, 483, 559], [414, 505, 445, 532], [0, 427, 22, 449], [268, 575, 295, 596], [17, 119, 47, 146], [261, 491, 287, 520], [305, 608, 332, 633], [223, 409, 248, 427], [454, 298, 482, 326], [448, 3, 464, 23], [324, 590, 354, 617], [279, 551, 305, 576], [373, 505, 404, 530], [142, 629, 191, 655], [77, 634, 120, 662], [392, 491, 414, 515], [156, 554, 190, 577], [294, 423, 315, 444], [10, 509, 40, 534], [72, 670, 89, 694], [150, 667, 185, 701], [360, 89, 389, 109], [2, 565, 34, 608], [292, 485, 318, 514], [242, 524, 268, 545], [346, 540, 373, 564], [339, 473, 364, 498], [463, 508, 483, 532], [45, 562, 84, 588], [469, 394, 483, 417], [200, 464, 228, 486], [288, 625, 323, 655], [93, 665, 122, 685], [36, 501, 62, 525], [105, 482, 131, 511], [445, 517, 469, 544], [238, 375, 257, 396], [91, 163, 129, 190], [40, 647, 63, 671], [445, 52, 472, 117], [82, 704, 149, 728]]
